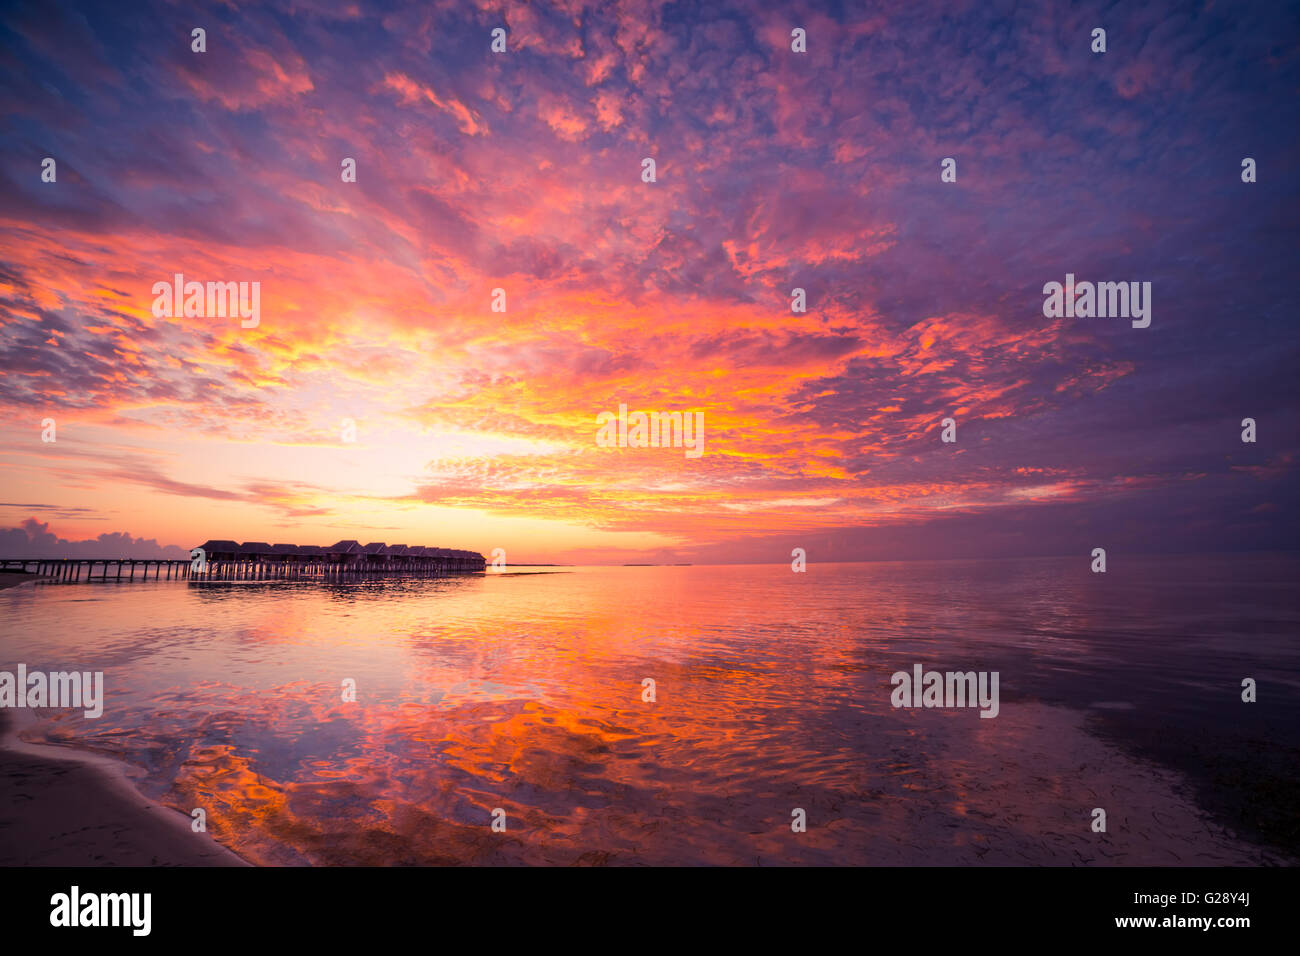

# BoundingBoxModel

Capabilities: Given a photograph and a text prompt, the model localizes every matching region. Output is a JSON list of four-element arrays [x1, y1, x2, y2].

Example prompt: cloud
[[0, 0, 1296, 560], [0, 518, 189, 559]]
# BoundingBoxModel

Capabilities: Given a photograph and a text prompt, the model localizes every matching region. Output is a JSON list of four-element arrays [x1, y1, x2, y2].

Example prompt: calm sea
[[2, 554, 1297, 865]]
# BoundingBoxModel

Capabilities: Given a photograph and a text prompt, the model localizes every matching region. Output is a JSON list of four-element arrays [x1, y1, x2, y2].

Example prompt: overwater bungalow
[[173, 537, 484, 581], [197, 540, 241, 562], [325, 540, 364, 567]]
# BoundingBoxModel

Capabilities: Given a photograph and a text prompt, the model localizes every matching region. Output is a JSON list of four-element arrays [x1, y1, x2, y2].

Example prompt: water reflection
[[2, 555, 1296, 864]]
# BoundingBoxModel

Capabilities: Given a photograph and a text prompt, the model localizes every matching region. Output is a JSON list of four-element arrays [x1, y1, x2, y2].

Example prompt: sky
[[0, 0, 1297, 564]]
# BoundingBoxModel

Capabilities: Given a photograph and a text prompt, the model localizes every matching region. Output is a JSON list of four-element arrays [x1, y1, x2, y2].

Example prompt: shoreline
[[0, 712, 250, 866]]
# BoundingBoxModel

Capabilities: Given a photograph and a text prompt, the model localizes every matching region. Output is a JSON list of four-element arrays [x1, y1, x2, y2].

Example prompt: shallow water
[[2, 555, 1296, 865]]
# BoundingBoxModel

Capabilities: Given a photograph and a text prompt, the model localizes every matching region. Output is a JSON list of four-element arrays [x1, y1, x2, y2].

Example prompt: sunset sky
[[1, 0, 1296, 564]]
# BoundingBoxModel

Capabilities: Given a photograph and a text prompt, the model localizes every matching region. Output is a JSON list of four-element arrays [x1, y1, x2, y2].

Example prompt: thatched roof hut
[[325, 540, 363, 562], [195, 540, 240, 559]]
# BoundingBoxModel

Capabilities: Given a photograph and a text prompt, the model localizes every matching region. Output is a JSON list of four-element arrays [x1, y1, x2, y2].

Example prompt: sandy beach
[[0, 713, 248, 866]]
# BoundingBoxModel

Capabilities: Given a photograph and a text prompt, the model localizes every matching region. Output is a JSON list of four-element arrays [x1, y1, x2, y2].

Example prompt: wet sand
[[0, 713, 248, 866]]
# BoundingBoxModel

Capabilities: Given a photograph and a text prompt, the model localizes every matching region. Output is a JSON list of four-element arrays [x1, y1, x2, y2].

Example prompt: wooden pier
[[2, 558, 192, 582], [1, 539, 486, 584]]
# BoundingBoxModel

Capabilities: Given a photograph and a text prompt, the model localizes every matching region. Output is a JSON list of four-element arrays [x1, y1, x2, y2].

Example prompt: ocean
[[2, 554, 1296, 865]]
